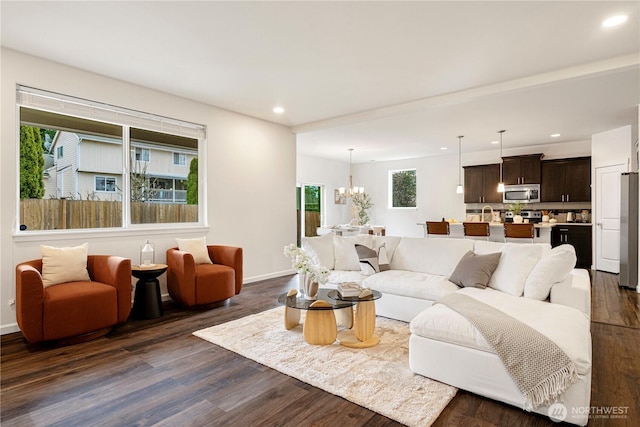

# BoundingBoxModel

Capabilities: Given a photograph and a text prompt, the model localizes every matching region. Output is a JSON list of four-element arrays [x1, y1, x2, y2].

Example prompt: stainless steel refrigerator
[[620, 172, 638, 289]]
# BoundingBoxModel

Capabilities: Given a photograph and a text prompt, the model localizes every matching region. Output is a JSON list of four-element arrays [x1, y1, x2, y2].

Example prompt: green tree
[[20, 125, 45, 199], [39, 129, 57, 151], [186, 157, 198, 204], [392, 169, 416, 208]]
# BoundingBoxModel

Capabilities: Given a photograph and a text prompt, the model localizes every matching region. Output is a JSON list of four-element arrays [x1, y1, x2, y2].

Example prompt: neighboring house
[[44, 131, 196, 203]]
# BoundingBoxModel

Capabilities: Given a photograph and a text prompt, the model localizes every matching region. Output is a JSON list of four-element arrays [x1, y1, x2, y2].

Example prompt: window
[[95, 176, 117, 192], [17, 86, 205, 232], [134, 147, 150, 162], [389, 168, 417, 208], [173, 152, 186, 166]]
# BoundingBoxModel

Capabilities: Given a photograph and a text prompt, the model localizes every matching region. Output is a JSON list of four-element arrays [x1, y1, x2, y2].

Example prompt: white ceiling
[[2, 1, 639, 163]]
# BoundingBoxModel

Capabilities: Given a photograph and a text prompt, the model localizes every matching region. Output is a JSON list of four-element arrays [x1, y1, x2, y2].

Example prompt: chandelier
[[339, 148, 364, 197]]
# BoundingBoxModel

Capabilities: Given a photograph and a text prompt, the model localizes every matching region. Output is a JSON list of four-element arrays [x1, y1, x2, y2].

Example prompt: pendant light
[[497, 130, 506, 193], [456, 135, 464, 194], [339, 148, 364, 197]]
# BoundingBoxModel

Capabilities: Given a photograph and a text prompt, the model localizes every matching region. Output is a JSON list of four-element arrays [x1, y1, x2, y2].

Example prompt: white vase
[[303, 274, 318, 300], [513, 215, 523, 224]]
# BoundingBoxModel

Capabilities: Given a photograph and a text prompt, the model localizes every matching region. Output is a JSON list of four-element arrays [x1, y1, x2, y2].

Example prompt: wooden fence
[[20, 199, 197, 230]]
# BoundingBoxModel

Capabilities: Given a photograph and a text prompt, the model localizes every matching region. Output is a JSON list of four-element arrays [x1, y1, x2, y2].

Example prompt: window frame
[[56, 146, 63, 159], [15, 85, 208, 235], [94, 176, 117, 193], [388, 168, 417, 210], [173, 152, 186, 166]]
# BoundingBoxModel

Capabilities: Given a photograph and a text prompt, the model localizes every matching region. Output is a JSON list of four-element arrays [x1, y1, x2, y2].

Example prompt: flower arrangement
[[283, 243, 329, 284]]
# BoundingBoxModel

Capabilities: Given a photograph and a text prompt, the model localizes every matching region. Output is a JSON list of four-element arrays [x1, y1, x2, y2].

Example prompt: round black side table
[[131, 264, 168, 319]]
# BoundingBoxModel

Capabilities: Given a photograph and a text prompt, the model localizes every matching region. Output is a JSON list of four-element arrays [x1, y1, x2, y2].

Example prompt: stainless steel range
[[504, 210, 542, 223]]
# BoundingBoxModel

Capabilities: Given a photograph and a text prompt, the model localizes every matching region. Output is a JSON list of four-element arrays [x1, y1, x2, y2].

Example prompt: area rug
[[193, 307, 457, 427]]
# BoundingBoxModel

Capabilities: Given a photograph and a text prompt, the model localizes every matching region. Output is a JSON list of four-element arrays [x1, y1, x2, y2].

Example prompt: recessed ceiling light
[[550, 133, 561, 138], [273, 106, 285, 114], [490, 140, 499, 144], [440, 147, 448, 150], [602, 15, 628, 28]]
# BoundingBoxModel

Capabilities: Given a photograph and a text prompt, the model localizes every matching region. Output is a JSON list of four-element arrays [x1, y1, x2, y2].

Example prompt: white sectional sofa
[[302, 233, 592, 426]]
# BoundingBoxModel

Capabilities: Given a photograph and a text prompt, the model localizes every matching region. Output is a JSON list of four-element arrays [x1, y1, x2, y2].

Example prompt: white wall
[[297, 155, 351, 226], [1, 49, 297, 334]]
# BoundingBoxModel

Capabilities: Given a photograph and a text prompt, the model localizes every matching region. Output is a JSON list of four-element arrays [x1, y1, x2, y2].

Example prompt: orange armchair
[[166, 245, 243, 307], [15, 255, 132, 344]]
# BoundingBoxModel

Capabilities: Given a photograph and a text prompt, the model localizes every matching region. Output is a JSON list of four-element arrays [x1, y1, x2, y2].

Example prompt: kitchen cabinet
[[502, 154, 543, 185], [552, 225, 592, 269], [463, 164, 501, 203], [541, 157, 591, 202]]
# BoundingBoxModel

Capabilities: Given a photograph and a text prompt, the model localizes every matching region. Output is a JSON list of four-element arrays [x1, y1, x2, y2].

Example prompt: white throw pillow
[[488, 243, 545, 296], [334, 235, 373, 271], [301, 233, 335, 270], [177, 237, 212, 264], [40, 243, 91, 287], [524, 244, 577, 300]]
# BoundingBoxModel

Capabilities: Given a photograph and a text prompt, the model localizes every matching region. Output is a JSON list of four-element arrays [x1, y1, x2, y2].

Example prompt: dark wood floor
[[1, 270, 639, 427]]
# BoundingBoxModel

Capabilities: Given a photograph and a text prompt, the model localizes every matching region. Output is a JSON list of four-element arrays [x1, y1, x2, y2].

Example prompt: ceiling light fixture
[[339, 148, 364, 197], [273, 106, 285, 114], [491, 140, 499, 144], [602, 15, 628, 27], [440, 147, 448, 150], [456, 135, 464, 194], [550, 133, 561, 138], [497, 130, 506, 193]]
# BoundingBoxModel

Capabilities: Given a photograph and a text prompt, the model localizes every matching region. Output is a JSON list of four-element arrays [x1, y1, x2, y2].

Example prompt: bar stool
[[462, 222, 490, 241], [425, 221, 450, 238], [504, 223, 535, 243]]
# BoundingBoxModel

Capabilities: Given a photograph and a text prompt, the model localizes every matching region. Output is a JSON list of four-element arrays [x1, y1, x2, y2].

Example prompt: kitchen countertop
[[419, 222, 592, 228]]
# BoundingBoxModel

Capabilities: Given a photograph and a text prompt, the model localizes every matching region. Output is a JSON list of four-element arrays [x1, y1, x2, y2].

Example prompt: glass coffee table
[[278, 288, 382, 347], [327, 289, 382, 348], [278, 288, 355, 345]]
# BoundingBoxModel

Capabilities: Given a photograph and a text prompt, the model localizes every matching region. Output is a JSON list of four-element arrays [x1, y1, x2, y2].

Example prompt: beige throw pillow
[[40, 243, 91, 287], [177, 237, 212, 264]]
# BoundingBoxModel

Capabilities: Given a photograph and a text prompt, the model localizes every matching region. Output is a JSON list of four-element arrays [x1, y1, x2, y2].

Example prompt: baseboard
[[1, 323, 20, 335], [243, 270, 295, 284]]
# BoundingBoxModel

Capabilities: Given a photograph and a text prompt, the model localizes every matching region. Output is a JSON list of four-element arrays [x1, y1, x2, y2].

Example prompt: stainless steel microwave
[[503, 184, 540, 203]]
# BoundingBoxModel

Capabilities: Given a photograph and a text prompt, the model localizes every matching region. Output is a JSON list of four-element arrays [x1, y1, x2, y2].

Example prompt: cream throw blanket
[[437, 293, 578, 410]]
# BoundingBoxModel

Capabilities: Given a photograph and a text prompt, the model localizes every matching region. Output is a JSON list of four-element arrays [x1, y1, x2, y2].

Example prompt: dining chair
[[425, 221, 450, 238], [462, 222, 491, 240], [504, 223, 535, 243]]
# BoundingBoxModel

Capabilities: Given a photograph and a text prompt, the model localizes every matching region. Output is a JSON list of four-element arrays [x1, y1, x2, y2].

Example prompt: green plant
[[352, 192, 373, 225], [186, 157, 198, 204], [19, 125, 45, 199], [508, 201, 524, 215]]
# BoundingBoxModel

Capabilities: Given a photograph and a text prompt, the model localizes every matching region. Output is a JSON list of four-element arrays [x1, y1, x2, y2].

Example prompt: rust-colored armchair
[[166, 245, 243, 307], [15, 256, 132, 344]]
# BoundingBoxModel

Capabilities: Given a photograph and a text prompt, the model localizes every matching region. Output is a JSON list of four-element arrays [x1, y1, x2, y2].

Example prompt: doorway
[[595, 163, 626, 273], [296, 184, 323, 246]]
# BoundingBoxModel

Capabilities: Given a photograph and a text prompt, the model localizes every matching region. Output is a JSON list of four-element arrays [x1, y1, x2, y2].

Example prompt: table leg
[[338, 300, 379, 348], [132, 278, 163, 319], [303, 301, 337, 345]]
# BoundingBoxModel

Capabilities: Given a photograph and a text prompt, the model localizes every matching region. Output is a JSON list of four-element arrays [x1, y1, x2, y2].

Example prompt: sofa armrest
[[550, 269, 591, 318], [208, 245, 243, 294], [166, 248, 197, 305], [88, 255, 132, 322], [16, 261, 45, 343]]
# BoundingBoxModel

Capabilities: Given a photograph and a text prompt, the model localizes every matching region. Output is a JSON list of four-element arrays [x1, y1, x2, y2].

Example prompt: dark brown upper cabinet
[[502, 154, 543, 185], [464, 164, 502, 203], [541, 157, 591, 202]]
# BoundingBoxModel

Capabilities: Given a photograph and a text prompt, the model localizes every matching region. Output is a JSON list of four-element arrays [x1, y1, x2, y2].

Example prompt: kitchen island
[[418, 222, 554, 243]]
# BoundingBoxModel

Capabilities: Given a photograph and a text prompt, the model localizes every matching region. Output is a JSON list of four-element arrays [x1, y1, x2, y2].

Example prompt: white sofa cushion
[[524, 244, 577, 300], [410, 287, 591, 375], [363, 270, 460, 301], [302, 233, 335, 270], [488, 243, 547, 296], [391, 237, 475, 276], [334, 234, 373, 271], [473, 241, 505, 254]]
